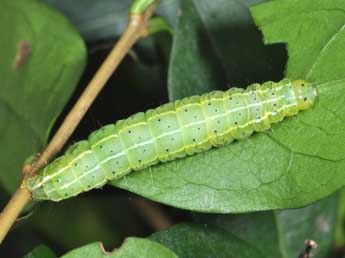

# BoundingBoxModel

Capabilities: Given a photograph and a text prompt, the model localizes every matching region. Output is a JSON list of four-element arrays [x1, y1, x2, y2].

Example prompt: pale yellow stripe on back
[[118, 121, 148, 134], [91, 134, 118, 148]]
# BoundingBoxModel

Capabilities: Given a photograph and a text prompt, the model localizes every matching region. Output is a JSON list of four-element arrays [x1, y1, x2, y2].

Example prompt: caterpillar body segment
[[25, 79, 317, 201]]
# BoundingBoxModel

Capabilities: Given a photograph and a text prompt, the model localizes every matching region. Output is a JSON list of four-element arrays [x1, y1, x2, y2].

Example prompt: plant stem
[[131, 198, 173, 230], [0, 186, 31, 244], [0, 3, 159, 244]]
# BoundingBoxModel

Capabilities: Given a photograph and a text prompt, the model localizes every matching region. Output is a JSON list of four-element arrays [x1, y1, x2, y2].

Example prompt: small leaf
[[24, 245, 57, 258], [148, 17, 174, 35], [150, 223, 265, 258], [61, 237, 178, 258], [0, 0, 86, 193], [130, 0, 160, 14]]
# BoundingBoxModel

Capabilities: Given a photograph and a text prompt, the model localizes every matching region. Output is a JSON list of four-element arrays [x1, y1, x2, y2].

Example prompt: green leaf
[[60, 237, 178, 258], [30, 195, 147, 251], [194, 193, 338, 258], [0, 0, 86, 193], [111, 0, 345, 213], [167, 0, 284, 100], [251, 0, 345, 82], [148, 17, 174, 35], [23, 245, 57, 258], [113, 80, 345, 213], [150, 223, 265, 258]]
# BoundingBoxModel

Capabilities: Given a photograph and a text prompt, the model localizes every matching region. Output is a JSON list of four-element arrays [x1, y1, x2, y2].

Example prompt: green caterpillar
[[25, 79, 317, 201]]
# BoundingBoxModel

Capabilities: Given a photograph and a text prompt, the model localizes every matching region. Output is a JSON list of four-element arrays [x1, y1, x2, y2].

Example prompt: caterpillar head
[[292, 80, 317, 110]]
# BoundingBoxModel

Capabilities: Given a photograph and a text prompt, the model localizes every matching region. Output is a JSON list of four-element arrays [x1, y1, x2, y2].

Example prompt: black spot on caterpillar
[[25, 79, 317, 201]]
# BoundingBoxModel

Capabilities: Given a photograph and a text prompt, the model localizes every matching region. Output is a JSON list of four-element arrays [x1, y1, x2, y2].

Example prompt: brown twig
[[0, 4, 158, 244], [131, 198, 173, 231]]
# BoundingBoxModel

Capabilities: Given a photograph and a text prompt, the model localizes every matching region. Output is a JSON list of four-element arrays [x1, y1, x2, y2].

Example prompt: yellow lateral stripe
[[118, 122, 148, 134], [92, 134, 118, 147], [32, 150, 93, 189]]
